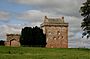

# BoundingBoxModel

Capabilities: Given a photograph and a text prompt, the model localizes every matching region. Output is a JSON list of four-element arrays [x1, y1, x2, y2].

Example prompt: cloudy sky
[[0, 0, 89, 48]]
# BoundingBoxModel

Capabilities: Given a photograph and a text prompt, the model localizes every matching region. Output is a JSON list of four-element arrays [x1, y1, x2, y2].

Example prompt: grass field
[[0, 46, 90, 59]]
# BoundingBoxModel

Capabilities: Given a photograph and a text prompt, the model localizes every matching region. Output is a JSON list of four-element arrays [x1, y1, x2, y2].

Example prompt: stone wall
[[45, 26, 68, 48], [5, 34, 20, 47]]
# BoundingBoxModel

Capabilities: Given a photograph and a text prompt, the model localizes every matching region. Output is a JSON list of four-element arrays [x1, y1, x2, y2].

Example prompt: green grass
[[0, 46, 90, 59]]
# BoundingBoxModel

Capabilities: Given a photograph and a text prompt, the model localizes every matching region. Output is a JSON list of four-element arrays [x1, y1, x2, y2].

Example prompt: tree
[[20, 27, 33, 46], [0, 40, 5, 45], [32, 26, 46, 47], [20, 26, 46, 47], [80, 0, 90, 38]]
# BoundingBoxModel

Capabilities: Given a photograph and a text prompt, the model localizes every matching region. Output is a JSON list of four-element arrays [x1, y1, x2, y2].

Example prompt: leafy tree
[[32, 26, 46, 47], [20, 26, 46, 47], [80, 0, 90, 38], [20, 27, 33, 46]]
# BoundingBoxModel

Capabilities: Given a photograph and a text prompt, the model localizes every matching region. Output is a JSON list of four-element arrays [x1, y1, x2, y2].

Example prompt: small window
[[57, 36, 60, 39], [53, 37, 57, 40], [62, 36, 63, 38], [48, 32, 52, 35], [58, 32, 60, 35], [57, 31, 60, 35]]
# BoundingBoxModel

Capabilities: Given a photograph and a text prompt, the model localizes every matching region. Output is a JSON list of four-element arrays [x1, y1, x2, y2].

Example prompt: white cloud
[[10, 0, 85, 17], [0, 23, 43, 41], [11, 0, 44, 5], [0, 11, 10, 21], [0, 24, 22, 40], [17, 10, 56, 22]]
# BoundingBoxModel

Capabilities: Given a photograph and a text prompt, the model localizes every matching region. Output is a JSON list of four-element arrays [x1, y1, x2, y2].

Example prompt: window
[[48, 32, 52, 35], [53, 37, 57, 40], [62, 36, 63, 38], [57, 36, 60, 39], [57, 31, 60, 35]]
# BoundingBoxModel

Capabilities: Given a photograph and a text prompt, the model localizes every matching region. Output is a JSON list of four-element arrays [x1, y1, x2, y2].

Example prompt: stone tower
[[41, 16, 68, 48]]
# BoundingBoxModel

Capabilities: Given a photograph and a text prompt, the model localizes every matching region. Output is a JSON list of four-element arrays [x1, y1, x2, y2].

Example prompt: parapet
[[6, 34, 20, 36]]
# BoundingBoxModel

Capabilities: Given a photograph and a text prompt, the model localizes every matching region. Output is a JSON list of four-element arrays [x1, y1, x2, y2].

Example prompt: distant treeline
[[20, 26, 46, 47], [0, 40, 5, 45]]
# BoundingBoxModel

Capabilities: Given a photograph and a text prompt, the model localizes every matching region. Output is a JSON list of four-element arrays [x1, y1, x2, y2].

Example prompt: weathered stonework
[[41, 16, 68, 48], [5, 34, 20, 47]]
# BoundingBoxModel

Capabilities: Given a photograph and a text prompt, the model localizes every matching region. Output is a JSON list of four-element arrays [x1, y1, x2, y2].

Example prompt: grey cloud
[[9, 0, 85, 18], [0, 23, 43, 41], [16, 10, 56, 22], [39, 0, 85, 18], [68, 31, 74, 37], [68, 34, 90, 48], [0, 24, 23, 40], [0, 11, 10, 21]]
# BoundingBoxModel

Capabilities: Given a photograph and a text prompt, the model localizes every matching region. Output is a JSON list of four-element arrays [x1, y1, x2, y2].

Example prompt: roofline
[[6, 34, 20, 36], [40, 23, 68, 27]]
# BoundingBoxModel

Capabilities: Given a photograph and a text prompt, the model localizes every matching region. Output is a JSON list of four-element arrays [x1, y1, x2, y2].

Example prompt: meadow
[[0, 46, 90, 59]]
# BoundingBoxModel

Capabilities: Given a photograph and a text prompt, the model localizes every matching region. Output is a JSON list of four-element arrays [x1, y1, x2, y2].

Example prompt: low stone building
[[5, 34, 20, 47], [41, 16, 68, 48]]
